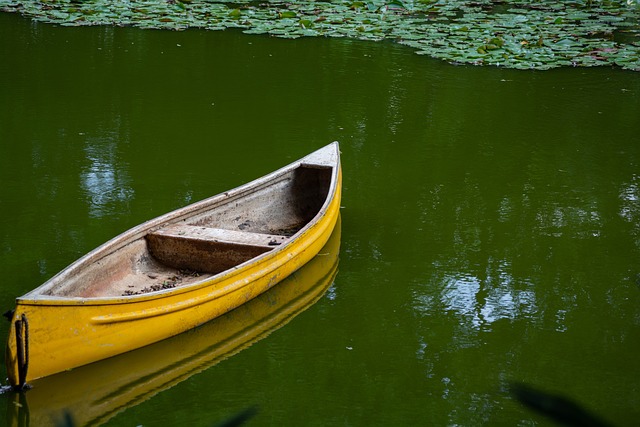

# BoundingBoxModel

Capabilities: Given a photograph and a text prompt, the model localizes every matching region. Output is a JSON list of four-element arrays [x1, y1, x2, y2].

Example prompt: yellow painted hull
[[6, 218, 340, 426], [5, 143, 341, 388]]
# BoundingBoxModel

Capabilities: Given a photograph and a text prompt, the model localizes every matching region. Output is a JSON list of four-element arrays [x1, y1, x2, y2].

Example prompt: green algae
[[1, 0, 639, 70]]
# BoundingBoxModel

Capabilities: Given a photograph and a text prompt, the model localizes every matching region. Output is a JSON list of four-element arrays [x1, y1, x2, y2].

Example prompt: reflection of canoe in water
[[5, 143, 341, 389], [6, 219, 340, 427]]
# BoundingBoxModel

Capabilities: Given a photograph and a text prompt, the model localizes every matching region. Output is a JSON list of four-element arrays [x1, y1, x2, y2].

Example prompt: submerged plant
[[1, 0, 638, 70]]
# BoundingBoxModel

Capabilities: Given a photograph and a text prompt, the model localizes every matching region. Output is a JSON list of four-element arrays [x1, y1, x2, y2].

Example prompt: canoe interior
[[41, 165, 333, 299]]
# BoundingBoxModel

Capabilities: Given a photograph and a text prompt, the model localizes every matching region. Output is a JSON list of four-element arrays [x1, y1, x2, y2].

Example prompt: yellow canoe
[[7, 218, 340, 426], [5, 142, 341, 389]]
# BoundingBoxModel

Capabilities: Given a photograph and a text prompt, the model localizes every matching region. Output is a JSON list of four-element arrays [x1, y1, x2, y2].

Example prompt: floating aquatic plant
[[1, 0, 638, 71]]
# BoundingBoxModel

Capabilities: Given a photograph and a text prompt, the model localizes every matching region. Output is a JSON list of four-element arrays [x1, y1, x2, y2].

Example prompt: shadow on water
[[510, 382, 614, 427], [3, 218, 341, 427]]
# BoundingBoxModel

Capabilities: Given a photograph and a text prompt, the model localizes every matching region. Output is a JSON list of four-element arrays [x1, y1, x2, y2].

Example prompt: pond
[[1, 10, 639, 426]]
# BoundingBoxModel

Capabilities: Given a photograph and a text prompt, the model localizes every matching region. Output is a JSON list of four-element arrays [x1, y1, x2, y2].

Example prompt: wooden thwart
[[146, 224, 289, 274], [151, 224, 289, 247]]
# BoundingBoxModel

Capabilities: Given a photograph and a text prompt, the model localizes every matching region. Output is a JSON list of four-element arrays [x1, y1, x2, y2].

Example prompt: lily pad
[[1, 0, 639, 70]]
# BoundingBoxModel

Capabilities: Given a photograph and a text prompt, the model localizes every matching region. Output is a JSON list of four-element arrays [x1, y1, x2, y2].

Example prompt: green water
[[1, 11, 640, 426]]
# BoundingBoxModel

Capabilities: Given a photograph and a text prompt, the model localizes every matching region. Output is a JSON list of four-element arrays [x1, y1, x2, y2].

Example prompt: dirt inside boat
[[42, 166, 333, 298]]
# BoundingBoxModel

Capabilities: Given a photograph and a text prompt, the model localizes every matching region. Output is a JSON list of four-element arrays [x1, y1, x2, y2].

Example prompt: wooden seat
[[146, 224, 289, 274], [153, 224, 289, 247]]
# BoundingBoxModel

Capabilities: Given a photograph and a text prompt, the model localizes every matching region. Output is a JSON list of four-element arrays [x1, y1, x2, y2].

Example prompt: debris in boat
[[269, 225, 301, 237], [239, 219, 300, 237], [122, 269, 201, 296], [268, 239, 281, 246], [179, 269, 200, 277], [238, 220, 253, 230]]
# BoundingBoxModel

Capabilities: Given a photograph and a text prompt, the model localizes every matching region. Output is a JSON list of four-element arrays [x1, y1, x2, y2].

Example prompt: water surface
[[1, 11, 639, 426]]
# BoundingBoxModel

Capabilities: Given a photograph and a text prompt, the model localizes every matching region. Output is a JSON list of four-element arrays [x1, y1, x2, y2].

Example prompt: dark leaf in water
[[213, 406, 259, 427], [55, 411, 76, 427], [510, 383, 613, 427]]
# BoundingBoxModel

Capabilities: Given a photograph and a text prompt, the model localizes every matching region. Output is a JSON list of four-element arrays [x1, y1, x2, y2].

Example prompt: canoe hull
[[5, 144, 341, 387]]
